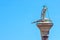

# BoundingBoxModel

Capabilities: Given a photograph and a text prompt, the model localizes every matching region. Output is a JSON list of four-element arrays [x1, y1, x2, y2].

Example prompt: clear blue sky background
[[0, 0, 60, 40]]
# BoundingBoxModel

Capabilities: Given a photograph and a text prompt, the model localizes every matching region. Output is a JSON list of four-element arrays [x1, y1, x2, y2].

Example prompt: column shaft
[[42, 36, 48, 40]]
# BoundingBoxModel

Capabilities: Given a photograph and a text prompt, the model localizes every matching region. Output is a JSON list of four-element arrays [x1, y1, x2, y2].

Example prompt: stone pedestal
[[37, 23, 53, 40]]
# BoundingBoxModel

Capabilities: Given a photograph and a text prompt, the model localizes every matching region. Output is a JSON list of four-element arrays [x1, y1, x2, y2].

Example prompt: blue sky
[[0, 0, 60, 40]]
